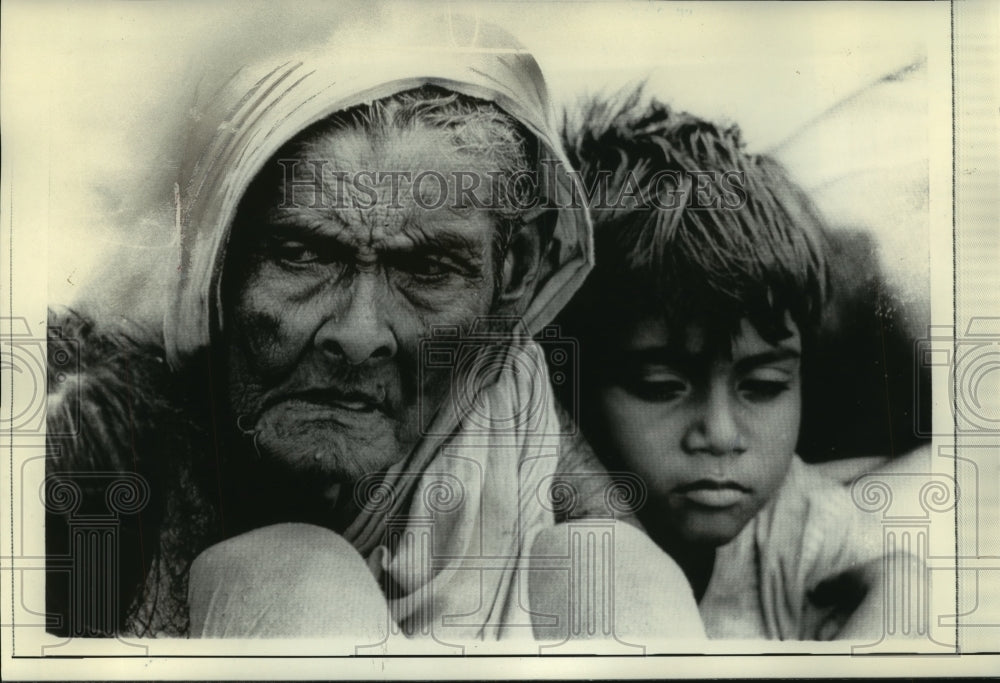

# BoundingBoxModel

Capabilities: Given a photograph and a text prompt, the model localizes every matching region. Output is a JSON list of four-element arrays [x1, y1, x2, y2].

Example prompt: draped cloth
[[164, 15, 593, 640], [353, 337, 566, 641]]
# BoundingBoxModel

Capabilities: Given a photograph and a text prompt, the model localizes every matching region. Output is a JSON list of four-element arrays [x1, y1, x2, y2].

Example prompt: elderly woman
[[46, 15, 702, 645]]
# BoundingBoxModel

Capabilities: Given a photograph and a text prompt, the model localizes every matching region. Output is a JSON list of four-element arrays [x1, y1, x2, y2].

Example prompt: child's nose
[[682, 387, 745, 456]]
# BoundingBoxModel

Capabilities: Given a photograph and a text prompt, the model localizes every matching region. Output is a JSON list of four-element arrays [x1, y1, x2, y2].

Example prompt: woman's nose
[[314, 274, 397, 365]]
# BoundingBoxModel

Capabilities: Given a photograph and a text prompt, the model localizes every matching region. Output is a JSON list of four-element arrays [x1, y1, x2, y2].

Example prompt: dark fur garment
[[46, 307, 217, 637]]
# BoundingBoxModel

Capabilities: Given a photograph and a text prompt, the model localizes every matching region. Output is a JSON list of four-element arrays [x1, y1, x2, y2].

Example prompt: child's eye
[[623, 369, 689, 402], [738, 374, 791, 402]]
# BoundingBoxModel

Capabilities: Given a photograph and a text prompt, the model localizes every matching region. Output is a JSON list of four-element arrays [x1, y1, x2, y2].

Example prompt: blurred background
[[4, 0, 944, 461]]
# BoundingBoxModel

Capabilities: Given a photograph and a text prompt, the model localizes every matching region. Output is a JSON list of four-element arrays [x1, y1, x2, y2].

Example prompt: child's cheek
[[744, 390, 801, 498], [760, 385, 802, 453], [596, 385, 683, 492]]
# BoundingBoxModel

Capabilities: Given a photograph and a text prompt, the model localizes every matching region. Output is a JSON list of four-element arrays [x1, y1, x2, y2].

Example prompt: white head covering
[[164, 14, 592, 365]]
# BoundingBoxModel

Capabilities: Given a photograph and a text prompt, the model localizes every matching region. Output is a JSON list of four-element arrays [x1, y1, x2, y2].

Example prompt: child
[[555, 92, 912, 640]]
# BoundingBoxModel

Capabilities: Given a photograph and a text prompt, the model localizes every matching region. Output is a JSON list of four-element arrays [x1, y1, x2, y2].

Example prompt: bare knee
[[189, 523, 389, 638], [192, 523, 361, 581], [528, 522, 705, 643]]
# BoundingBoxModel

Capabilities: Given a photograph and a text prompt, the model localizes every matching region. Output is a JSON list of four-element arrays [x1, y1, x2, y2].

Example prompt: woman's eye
[[390, 254, 455, 283], [412, 259, 448, 278], [272, 241, 321, 265]]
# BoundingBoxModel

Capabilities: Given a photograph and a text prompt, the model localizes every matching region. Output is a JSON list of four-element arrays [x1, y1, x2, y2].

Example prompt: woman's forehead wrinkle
[[277, 190, 489, 260], [247, 106, 509, 274]]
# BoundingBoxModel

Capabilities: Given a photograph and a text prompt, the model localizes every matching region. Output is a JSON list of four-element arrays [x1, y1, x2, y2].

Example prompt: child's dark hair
[[559, 89, 829, 354]]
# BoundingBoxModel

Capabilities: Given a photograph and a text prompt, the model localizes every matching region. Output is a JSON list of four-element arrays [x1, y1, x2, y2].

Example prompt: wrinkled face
[[222, 123, 504, 484], [593, 314, 802, 547]]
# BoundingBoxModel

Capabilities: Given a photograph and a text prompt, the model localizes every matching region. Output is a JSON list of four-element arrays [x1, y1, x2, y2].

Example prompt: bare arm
[[529, 521, 706, 644]]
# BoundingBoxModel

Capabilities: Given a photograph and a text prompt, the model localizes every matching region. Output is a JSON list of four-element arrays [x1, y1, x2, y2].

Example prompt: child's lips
[[682, 488, 746, 507], [673, 480, 750, 508]]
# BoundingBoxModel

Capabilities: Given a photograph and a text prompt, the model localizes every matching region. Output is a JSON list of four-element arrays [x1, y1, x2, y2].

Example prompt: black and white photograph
[[1, 0, 997, 677]]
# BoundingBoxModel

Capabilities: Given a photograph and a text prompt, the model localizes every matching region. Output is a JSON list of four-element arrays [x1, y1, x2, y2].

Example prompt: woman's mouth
[[328, 397, 377, 412], [266, 387, 388, 415]]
